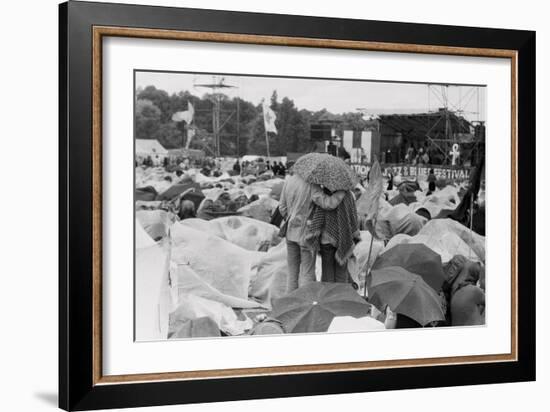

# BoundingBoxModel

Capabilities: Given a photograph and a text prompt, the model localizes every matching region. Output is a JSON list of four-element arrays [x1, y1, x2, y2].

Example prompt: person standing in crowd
[[232, 159, 241, 175], [427, 168, 437, 194], [422, 149, 430, 165], [278, 161, 286, 177], [272, 161, 280, 176], [387, 169, 394, 190], [417, 148, 424, 164], [404, 144, 412, 163], [279, 174, 345, 292], [306, 187, 360, 285]]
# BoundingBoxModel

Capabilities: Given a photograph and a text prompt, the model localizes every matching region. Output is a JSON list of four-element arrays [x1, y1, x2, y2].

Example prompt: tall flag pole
[[356, 159, 384, 297], [262, 100, 277, 158], [264, 127, 271, 159]]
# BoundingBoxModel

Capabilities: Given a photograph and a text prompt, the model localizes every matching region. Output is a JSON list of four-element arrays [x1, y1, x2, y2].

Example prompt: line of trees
[[135, 85, 371, 156]]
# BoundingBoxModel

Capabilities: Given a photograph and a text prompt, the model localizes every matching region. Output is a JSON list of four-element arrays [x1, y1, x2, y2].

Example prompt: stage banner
[[351, 163, 471, 180]]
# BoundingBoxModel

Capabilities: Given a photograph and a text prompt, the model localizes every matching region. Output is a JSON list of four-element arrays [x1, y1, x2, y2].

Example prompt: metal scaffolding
[[194, 76, 239, 157]]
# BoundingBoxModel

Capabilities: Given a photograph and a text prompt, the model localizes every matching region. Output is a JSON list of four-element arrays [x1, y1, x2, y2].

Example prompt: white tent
[[136, 139, 168, 165]]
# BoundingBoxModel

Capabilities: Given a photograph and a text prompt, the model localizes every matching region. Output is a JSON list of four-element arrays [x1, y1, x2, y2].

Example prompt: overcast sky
[[136, 71, 486, 121]]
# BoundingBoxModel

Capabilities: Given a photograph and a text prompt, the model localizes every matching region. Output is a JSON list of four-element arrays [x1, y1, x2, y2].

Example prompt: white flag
[[262, 102, 277, 134], [362, 113, 380, 121], [172, 102, 194, 124]]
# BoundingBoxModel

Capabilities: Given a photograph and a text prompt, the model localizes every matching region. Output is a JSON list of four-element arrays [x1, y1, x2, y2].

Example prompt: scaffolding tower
[[425, 84, 485, 165], [194, 76, 239, 157]]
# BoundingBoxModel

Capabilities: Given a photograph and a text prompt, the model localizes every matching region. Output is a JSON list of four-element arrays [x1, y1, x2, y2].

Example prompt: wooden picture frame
[[59, 1, 535, 410]]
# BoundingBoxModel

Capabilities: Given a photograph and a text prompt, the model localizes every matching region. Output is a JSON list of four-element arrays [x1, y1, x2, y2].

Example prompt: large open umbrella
[[156, 182, 202, 201], [371, 243, 445, 291], [293, 153, 358, 192], [135, 186, 158, 201], [271, 282, 371, 333], [368, 266, 445, 326]]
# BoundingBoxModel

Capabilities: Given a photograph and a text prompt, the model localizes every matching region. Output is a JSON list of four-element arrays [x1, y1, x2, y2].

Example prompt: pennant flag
[[469, 156, 484, 201], [262, 102, 277, 134], [447, 156, 484, 226], [172, 102, 194, 124], [356, 160, 384, 238]]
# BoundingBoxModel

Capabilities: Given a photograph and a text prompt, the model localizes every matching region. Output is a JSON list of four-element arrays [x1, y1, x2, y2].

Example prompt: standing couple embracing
[[279, 163, 360, 293]]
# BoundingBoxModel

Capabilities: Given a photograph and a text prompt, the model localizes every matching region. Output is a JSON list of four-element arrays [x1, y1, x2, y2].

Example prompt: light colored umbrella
[[293, 153, 358, 192]]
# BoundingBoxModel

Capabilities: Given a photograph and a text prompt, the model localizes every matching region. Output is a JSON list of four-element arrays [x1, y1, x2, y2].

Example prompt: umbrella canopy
[[156, 182, 202, 201], [371, 243, 445, 291], [369, 266, 445, 326], [398, 180, 421, 193], [293, 153, 358, 192], [135, 186, 158, 201], [271, 282, 371, 333]]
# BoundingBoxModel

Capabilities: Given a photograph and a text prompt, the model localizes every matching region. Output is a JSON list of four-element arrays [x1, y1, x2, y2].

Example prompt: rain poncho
[[238, 196, 279, 223], [136, 209, 176, 241], [409, 185, 460, 219], [248, 242, 289, 306], [346, 231, 385, 285], [419, 219, 485, 262], [135, 242, 172, 341], [368, 202, 427, 240], [136, 219, 156, 249], [248, 242, 323, 308], [172, 262, 264, 309], [179, 216, 281, 251], [170, 222, 260, 304], [384, 218, 485, 264], [306, 191, 360, 265], [170, 294, 253, 335]]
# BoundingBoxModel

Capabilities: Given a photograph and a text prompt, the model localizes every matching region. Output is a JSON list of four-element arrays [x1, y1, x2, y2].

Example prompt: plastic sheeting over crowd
[[134, 163, 486, 341]]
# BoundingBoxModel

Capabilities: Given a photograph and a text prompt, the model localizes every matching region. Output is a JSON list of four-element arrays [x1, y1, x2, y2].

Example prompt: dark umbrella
[[371, 244, 445, 291], [271, 282, 371, 333], [369, 266, 445, 326], [293, 153, 358, 192], [156, 182, 202, 201], [398, 180, 420, 193], [135, 186, 158, 201]]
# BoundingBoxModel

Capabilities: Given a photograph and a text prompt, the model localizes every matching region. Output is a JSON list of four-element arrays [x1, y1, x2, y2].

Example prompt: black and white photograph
[[134, 71, 486, 341]]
